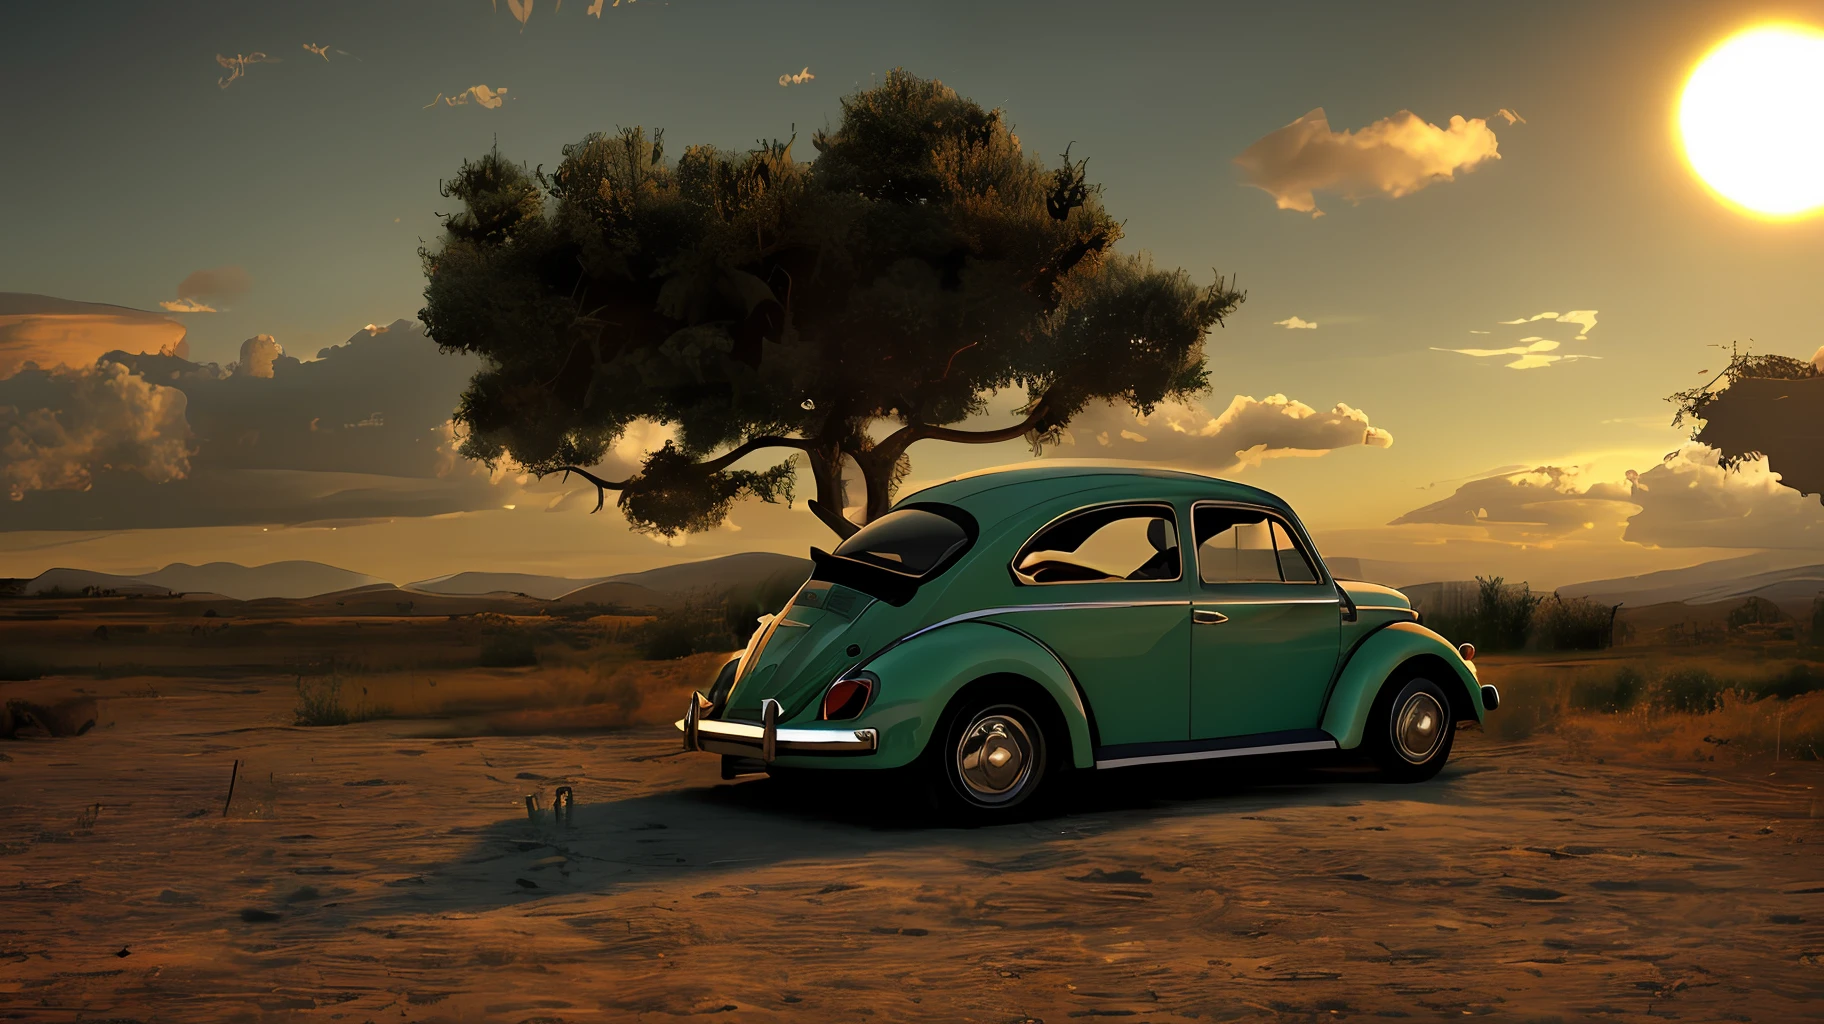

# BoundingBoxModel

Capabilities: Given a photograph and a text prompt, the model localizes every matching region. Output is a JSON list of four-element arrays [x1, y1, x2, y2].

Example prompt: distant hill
[[24, 568, 171, 597], [261, 584, 544, 616], [584, 551, 812, 598], [408, 571, 610, 600], [1560, 555, 1824, 615], [548, 581, 679, 611], [139, 561, 386, 600]]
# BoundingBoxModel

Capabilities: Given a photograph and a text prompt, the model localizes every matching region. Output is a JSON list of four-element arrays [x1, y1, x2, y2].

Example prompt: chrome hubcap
[[955, 710, 1034, 803], [1394, 691, 1446, 764]]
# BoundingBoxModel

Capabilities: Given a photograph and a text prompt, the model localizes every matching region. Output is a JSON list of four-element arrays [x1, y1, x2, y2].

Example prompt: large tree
[[1669, 346, 1824, 500], [421, 70, 1243, 538]]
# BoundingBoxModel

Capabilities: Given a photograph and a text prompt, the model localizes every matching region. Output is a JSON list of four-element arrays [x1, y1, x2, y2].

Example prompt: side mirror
[[1336, 583, 1358, 622]]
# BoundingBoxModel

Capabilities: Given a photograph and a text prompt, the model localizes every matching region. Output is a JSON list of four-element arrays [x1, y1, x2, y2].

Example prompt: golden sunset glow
[[1679, 23, 1824, 218]]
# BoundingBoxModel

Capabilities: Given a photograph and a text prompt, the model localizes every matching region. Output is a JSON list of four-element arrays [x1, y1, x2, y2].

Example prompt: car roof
[[899, 461, 1291, 525]]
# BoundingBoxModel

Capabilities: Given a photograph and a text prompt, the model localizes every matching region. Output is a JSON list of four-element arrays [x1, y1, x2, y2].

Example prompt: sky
[[2, 0, 1822, 589]]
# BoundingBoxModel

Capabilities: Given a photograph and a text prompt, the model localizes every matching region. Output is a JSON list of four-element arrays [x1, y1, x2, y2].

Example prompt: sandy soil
[[2, 673, 1822, 1023]]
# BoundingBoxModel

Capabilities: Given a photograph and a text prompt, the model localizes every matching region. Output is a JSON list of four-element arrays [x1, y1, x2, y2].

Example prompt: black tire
[[922, 692, 1054, 824], [1366, 674, 1456, 783]]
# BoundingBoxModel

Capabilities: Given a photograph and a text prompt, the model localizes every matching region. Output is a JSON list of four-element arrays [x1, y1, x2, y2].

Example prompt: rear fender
[[1322, 621, 1484, 749], [787, 620, 1094, 771]]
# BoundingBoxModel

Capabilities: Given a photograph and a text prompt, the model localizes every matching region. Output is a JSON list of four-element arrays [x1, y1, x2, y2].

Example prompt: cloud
[[1494, 108, 1527, 125], [1, 362, 191, 501], [1434, 336, 1591, 370], [232, 335, 285, 379], [1497, 309, 1598, 339], [1274, 316, 1318, 330], [0, 319, 505, 530], [1390, 447, 1824, 550], [779, 67, 815, 87], [0, 294, 187, 379], [216, 52, 279, 90], [1053, 394, 1392, 471], [1234, 107, 1502, 216], [158, 298, 216, 313], [168, 266, 252, 313], [425, 85, 508, 109]]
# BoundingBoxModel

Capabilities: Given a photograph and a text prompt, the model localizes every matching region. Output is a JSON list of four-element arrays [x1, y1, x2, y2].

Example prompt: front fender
[[775, 620, 1095, 771], [1321, 621, 1484, 749]]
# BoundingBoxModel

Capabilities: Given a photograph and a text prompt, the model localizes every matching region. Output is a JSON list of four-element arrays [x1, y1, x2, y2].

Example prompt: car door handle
[[1192, 609, 1229, 625]]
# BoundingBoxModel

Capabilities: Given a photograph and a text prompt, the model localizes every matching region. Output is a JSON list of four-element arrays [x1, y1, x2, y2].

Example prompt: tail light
[[821, 673, 877, 720]]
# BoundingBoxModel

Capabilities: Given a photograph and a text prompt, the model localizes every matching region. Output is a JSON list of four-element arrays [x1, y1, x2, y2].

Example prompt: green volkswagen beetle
[[679, 464, 1497, 820]]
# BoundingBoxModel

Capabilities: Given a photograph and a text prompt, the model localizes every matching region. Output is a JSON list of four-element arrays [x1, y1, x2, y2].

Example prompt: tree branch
[[874, 391, 1056, 457], [542, 434, 816, 513]]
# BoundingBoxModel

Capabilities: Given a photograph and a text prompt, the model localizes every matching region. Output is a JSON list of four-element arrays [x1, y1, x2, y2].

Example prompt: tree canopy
[[1669, 346, 1824, 500], [421, 70, 1244, 538]]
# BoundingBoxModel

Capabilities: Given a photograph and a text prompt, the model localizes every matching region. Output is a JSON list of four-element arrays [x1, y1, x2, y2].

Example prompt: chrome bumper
[[678, 691, 878, 762]]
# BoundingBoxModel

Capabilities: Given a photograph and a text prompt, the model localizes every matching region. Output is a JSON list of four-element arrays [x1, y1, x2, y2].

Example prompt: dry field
[[2, 609, 1823, 1022]]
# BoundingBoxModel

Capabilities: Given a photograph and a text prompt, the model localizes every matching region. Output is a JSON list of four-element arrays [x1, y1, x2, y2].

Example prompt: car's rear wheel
[[924, 693, 1053, 823], [1366, 674, 1456, 782]]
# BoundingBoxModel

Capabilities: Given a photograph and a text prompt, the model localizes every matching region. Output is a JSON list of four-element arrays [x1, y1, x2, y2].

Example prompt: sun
[[1679, 23, 1824, 219]]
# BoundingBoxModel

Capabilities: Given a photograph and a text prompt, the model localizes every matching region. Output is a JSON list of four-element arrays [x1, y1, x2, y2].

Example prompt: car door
[[1188, 503, 1341, 740], [988, 501, 1191, 748]]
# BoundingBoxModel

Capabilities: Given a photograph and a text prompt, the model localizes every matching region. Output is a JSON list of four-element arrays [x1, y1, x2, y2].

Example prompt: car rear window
[[833, 507, 971, 577]]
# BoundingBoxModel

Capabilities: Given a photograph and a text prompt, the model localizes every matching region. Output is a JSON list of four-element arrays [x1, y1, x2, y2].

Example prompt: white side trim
[[1094, 738, 1337, 770]]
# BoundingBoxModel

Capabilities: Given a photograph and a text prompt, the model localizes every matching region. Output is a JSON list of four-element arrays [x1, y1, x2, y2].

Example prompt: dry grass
[[294, 649, 734, 735], [1477, 650, 1824, 762]]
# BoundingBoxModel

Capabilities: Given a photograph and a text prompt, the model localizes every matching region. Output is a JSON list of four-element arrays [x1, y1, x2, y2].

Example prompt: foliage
[[293, 675, 391, 727], [636, 601, 741, 660], [1725, 595, 1785, 632], [0, 651, 48, 682], [1814, 596, 1824, 646], [478, 632, 540, 668], [420, 70, 1245, 537], [1667, 342, 1824, 500], [1536, 595, 1616, 651], [1569, 666, 1645, 713]]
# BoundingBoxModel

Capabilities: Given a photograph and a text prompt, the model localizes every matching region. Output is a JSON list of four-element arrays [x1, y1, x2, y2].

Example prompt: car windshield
[[833, 507, 971, 577]]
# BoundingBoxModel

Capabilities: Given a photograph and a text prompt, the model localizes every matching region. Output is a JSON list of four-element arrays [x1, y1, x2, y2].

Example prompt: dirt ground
[[2, 673, 1822, 1023]]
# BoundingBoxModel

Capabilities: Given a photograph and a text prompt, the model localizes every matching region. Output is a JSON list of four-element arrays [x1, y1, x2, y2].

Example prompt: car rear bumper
[[678, 691, 878, 762]]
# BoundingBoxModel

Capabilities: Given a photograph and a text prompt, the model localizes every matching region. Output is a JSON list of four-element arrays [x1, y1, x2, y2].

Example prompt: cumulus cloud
[[1391, 447, 1824, 550], [1053, 394, 1392, 471], [0, 319, 499, 530], [0, 362, 191, 500], [425, 85, 508, 109], [232, 335, 284, 378], [1234, 107, 1502, 216], [1274, 316, 1318, 329], [1498, 309, 1598, 339]]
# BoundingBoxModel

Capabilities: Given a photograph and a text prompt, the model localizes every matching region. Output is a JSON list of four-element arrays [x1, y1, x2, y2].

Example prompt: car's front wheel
[[1366, 674, 1456, 782], [925, 694, 1053, 823]]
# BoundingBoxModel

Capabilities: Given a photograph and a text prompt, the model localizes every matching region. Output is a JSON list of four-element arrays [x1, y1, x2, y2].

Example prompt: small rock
[[239, 908, 281, 923], [114, 947, 130, 958], [515, 878, 539, 889]]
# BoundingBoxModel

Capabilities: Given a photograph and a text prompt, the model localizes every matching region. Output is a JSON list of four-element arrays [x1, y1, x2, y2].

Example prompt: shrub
[[1752, 664, 1824, 701], [1727, 596, 1785, 632], [1474, 575, 1542, 652], [1656, 667, 1727, 714], [0, 652, 48, 682], [1538, 595, 1616, 651], [637, 601, 739, 660], [1571, 665, 1645, 712], [294, 675, 390, 727], [478, 632, 539, 668]]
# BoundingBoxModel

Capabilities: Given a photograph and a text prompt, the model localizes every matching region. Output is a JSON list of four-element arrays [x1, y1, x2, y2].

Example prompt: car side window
[[1014, 504, 1181, 584], [1195, 506, 1321, 584]]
